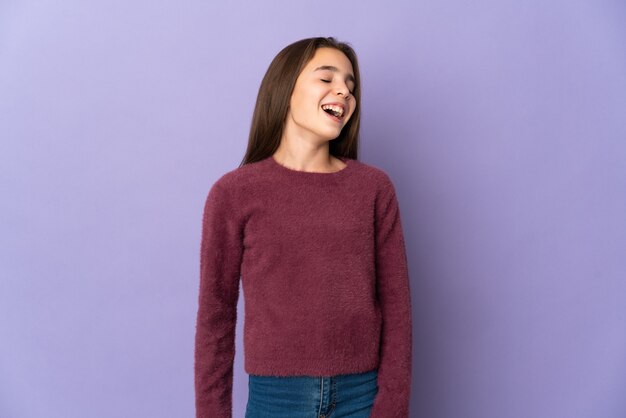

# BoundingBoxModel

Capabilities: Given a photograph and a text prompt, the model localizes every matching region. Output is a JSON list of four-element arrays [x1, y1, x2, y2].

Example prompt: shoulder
[[350, 159, 397, 192], [205, 158, 268, 203], [352, 161, 406, 224], [212, 160, 260, 188]]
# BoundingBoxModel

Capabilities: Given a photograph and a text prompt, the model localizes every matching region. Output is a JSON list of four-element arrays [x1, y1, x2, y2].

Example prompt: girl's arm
[[194, 181, 244, 418], [370, 176, 413, 418]]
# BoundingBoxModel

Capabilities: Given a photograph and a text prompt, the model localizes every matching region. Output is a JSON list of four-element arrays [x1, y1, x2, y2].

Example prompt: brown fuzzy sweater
[[195, 155, 413, 417]]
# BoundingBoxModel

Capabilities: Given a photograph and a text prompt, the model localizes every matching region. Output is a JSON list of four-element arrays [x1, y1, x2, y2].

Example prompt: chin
[[321, 131, 342, 141]]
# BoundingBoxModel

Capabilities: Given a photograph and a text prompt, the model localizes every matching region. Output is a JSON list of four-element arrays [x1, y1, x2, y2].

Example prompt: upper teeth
[[322, 104, 344, 117]]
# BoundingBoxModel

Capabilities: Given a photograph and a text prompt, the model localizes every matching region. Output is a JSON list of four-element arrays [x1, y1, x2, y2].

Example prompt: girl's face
[[284, 47, 356, 142]]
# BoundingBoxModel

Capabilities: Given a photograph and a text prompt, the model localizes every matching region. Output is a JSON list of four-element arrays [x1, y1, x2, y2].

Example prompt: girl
[[195, 36, 413, 418]]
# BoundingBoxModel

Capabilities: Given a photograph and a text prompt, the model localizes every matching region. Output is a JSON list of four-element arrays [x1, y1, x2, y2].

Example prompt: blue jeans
[[245, 369, 378, 418]]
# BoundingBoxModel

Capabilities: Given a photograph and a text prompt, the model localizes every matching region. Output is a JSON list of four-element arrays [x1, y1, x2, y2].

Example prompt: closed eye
[[321, 79, 355, 95]]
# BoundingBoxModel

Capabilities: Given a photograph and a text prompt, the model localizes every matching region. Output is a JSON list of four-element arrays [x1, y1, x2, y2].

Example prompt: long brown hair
[[240, 37, 361, 167]]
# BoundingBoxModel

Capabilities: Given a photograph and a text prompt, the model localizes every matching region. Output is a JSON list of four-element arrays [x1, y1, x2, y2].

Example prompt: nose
[[335, 83, 350, 98]]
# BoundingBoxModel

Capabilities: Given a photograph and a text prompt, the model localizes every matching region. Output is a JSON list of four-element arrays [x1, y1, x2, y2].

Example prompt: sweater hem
[[244, 355, 380, 377]]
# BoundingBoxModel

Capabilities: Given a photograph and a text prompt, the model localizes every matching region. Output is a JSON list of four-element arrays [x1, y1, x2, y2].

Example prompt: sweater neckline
[[267, 154, 353, 177]]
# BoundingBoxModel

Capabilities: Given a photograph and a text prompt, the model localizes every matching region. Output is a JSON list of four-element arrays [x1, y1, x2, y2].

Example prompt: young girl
[[195, 36, 413, 418]]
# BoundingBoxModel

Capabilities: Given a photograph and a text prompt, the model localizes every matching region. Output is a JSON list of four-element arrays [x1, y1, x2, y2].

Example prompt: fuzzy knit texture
[[194, 155, 413, 418]]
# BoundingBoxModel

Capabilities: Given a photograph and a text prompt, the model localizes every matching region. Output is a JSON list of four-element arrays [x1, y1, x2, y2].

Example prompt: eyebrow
[[313, 65, 355, 85]]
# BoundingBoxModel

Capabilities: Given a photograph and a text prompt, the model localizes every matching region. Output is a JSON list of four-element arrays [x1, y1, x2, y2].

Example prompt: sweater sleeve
[[194, 181, 244, 418], [370, 176, 413, 418]]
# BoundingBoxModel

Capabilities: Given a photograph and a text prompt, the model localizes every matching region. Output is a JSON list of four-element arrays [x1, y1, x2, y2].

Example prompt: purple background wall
[[1, 1, 625, 417]]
